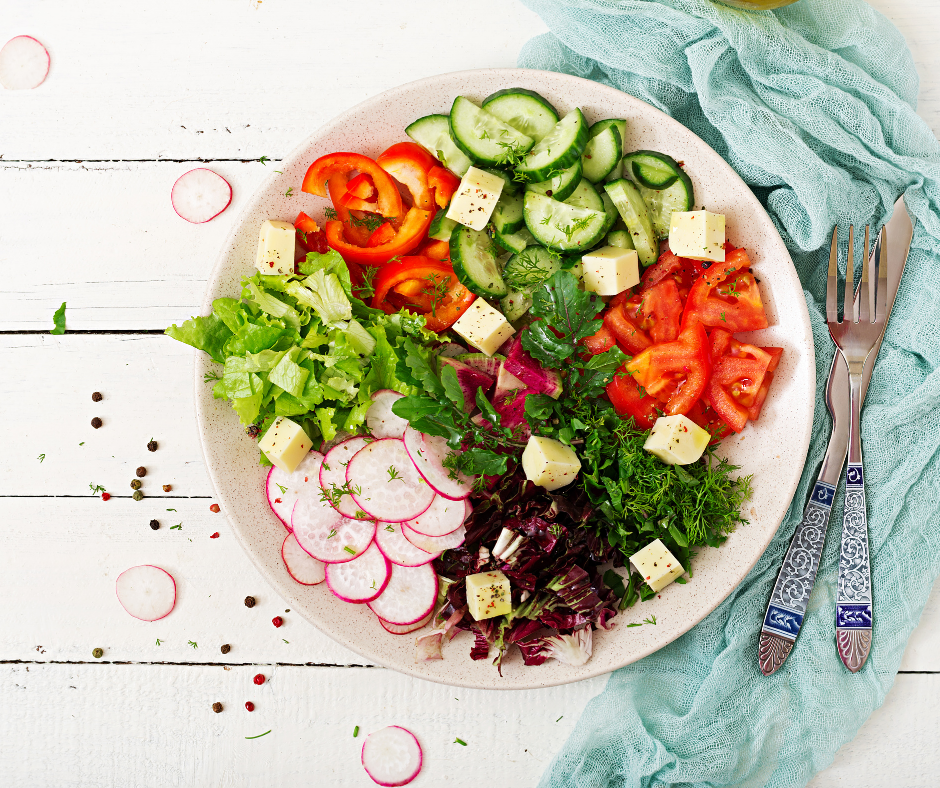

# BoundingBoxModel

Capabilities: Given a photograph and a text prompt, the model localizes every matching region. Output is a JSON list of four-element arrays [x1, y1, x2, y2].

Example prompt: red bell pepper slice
[[345, 173, 376, 200], [372, 256, 476, 332], [324, 206, 434, 266], [294, 212, 329, 254], [327, 174, 373, 247], [606, 365, 660, 429], [415, 238, 451, 263], [428, 165, 461, 209], [681, 247, 768, 333], [377, 142, 436, 211], [302, 152, 403, 219], [366, 222, 397, 248]]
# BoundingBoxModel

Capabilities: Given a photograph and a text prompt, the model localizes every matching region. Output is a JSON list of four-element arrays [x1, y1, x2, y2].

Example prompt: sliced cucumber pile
[[429, 209, 459, 242], [604, 178, 658, 267], [449, 96, 534, 167], [523, 191, 608, 252], [500, 246, 564, 323], [449, 226, 507, 297], [481, 88, 560, 143], [524, 159, 583, 203], [517, 109, 589, 182], [406, 114, 472, 177], [582, 121, 624, 184]]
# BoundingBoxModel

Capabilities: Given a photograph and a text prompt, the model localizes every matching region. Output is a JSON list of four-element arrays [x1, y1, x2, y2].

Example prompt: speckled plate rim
[[193, 68, 815, 690]]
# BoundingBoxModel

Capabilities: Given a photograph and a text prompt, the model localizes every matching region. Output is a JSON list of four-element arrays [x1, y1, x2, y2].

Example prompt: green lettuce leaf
[[166, 313, 234, 364]]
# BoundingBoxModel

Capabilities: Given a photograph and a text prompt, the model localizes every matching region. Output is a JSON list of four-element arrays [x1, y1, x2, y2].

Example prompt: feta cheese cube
[[451, 299, 515, 356], [256, 219, 298, 275], [465, 570, 512, 621], [643, 414, 710, 466], [668, 210, 726, 263], [446, 166, 504, 231], [521, 435, 581, 491], [580, 245, 641, 296], [629, 539, 685, 593], [258, 416, 312, 474]]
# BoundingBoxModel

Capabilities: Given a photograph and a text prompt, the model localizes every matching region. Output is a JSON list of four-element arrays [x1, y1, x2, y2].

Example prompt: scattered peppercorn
[[91, 392, 103, 402], [136, 467, 147, 478], [246, 425, 260, 438], [272, 616, 283, 628], [130, 479, 142, 490], [245, 701, 255, 712], [149, 519, 160, 530], [91, 417, 102, 429], [220, 644, 231, 654], [101, 492, 111, 501], [212, 702, 223, 713], [147, 440, 158, 452], [253, 674, 265, 686], [210, 532, 220, 539], [92, 648, 103, 658], [163, 484, 172, 492], [210, 504, 221, 513], [132, 490, 144, 501], [244, 596, 256, 608]]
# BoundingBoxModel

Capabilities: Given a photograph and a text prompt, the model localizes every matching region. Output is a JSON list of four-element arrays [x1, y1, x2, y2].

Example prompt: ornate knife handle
[[758, 481, 836, 676], [836, 463, 872, 672]]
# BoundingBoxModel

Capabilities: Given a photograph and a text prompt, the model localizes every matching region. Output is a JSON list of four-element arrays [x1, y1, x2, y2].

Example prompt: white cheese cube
[[580, 245, 641, 296], [629, 539, 685, 593], [445, 166, 504, 231], [668, 210, 725, 263], [256, 219, 298, 275], [521, 436, 581, 491], [643, 415, 710, 466], [465, 570, 512, 621], [451, 299, 515, 356], [258, 416, 312, 474]]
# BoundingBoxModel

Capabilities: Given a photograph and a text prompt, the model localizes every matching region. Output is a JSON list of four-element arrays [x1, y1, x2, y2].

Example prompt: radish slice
[[347, 438, 435, 523], [267, 451, 324, 530], [115, 565, 176, 622], [366, 391, 408, 439], [404, 494, 466, 537], [368, 563, 438, 626], [326, 542, 391, 603], [403, 427, 474, 500], [362, 726, 423, 787], [281, 533, 326, 585], [319, 437, 370, 517], [375, 522, 440, 567], [438, 343, 466, 357], [403, 523, 467, 554], [291, 495, 376, 564], [320, 429, 352, 454], [171, 168, 232, 223], [379, 610, 433, 635], [0, 36, 50, 90]]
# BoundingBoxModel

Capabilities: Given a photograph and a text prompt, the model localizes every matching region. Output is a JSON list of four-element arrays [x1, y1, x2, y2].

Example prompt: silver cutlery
[[759, 198, 913, 676]]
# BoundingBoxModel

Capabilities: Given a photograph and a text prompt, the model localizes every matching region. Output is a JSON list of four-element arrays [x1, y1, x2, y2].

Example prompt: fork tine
[[826, 226, 839, 323], [877, 225, 889, 322], [844, 225, 855, 323], [859, 226, 871, 324]]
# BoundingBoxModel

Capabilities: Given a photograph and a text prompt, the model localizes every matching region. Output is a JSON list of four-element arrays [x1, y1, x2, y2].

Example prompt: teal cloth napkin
[[517, 1, 940, 786]]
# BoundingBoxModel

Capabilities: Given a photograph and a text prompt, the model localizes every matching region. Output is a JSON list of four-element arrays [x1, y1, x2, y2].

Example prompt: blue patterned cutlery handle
[[758, 480, 836, 676], [836, 463, 872, 672]]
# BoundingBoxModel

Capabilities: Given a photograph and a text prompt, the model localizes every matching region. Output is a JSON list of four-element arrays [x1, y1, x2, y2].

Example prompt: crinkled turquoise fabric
[[517, 1, 940, 786]]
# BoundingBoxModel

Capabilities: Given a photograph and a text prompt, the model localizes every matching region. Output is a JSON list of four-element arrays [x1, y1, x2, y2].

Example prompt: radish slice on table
[[347, 438, 435, 523], [404, 494, 466, 537], [115, 565, 176, 622], [171, 168, 232, 223], [267, 450, 324, 530], [368, 563, 438, 626], [292, 496, 375, 564], [375, 522, 440, 567], [366, 390, 408, 439], [403, 427, 474, 500], [379, 610, 433, 635], [361, 726, 423, 787], [326, 542, 391, 603], [403, 523, 467, 554], [281, 533, 326, 585], [319, 437, 370, 517], [0, 36, 50, 90]]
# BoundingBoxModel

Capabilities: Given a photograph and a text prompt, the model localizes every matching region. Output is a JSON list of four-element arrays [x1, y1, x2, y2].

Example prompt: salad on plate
[[168, 88, 780, 671]]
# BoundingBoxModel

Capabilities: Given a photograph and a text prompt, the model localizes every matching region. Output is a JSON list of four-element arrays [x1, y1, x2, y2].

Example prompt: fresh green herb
[[50, 302, 67, 335], [170, 524, 182, 530], [354, 510, 370, 519], [166, 508, 177, 512], [188, 641, 198, 649], [245, 730, 272, 740], [283, 638, 289, 643], [37, 454, 45, 463], [720, 312, 726, 322], [349, 213, 385, 233], [387, 465, 404, 482], [422, 274, 451, 318], [343, 545, 357, 555], [644, 614, 657, 625], [285, 186, 294, 197], [455, 738, 468, 746], [276, 483, 288, 495], [353, 726, 360, 737], [384, 524, 395, 532], [555, 216, 592, 243], [324, 206, 338, 220], [327, 528, 337, 539], [259, 156, 270, 165], [89, 483, 106, 495], [274, 170, 283, 174], [556, 715, 564, 722], [357, 265, 379, 300], [156, 639, 162, 645], [204, 371, 221, 383], [79, 442, 84, 446]]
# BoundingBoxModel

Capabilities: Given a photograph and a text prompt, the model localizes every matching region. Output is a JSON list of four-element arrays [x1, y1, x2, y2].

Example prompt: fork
[[827, 224, 887, 673]]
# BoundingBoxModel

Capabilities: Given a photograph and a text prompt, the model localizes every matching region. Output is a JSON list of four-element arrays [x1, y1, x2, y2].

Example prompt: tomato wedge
[[681, 247, 768, 332], [302, 152, 403, 219], [324, 205, 433, 266], [581, 323, 616, 356], [428, 165, 461, 209], [603, 299, 651, 355], [372, 256, 476, 332], [377, 142, 437, 211], [606, 365, 660, 429], [294, 212, 329, 254], [702, 328, 774, 432], [640, 248, 706, 301]]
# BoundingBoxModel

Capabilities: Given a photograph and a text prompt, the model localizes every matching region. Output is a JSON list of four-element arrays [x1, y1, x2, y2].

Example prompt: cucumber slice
[[517, 109, 589, 182], [449, 225, 507, 297], [491, 191, 525, 235], [493, 226, 534, 255], [406, 114, 472, 177], [523, 191, 609, 252], [633, 169, 695, 239], [591, 119, 627, 144], [600, 192, 619, 236], [604, 179, 658, 266], [582, 125, 623, 184], [480, 168, 521, 196], [605, 229, 635, 250], [564, 178, 604, 212], [429, 209, 459, 242], [502, 245, 563, 290], [500, 290, 534, 323], [524, 159, 582, 203], [481, 88, 559, 143], [449, 96, 534, 167], [623, 150, 683, 190]]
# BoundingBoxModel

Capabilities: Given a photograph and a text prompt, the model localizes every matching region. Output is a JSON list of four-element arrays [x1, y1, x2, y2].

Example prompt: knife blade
[[758, 196, 914, 676]]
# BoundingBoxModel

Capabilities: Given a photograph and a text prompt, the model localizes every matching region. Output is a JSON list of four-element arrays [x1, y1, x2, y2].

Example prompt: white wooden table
[[2, 2, 938, 785]]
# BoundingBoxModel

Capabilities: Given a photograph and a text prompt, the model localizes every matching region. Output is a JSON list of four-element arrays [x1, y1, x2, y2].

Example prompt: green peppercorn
[[130, 479, 142, 490], [92, 648, 103, 658], [132, 490, 144, 501]]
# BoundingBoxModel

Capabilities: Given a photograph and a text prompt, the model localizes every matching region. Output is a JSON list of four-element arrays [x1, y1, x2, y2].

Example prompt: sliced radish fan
[[115, 565, 176, 622], [281, 533, 326, 585], [267, 451, 323, 530], [291, 494, 375, 564], [320, 437, 370, 517], [171, 168, 232, 223], [0, 36, 50, 90], [326, 542, 391, 603], [366, 390, 409, 439], [404, 494, 466, 537], [368, 563, 438, 626], [347, 438, 434, 523], [361, 726, 423, 787], [403, 523, 466, 554], [403, 427, 474, 500], [375, 522, 440, 567], [378, 611, 433, 635]]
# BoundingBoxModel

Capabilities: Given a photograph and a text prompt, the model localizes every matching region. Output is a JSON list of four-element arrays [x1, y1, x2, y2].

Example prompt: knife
[[758, 196, 914, 676]]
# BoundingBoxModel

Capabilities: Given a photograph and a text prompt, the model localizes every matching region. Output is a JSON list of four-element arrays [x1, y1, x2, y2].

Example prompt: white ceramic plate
[[194, 68, 814, 690]]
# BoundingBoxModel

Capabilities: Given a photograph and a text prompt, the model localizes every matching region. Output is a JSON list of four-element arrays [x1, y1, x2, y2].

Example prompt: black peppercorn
[[220, 644, 231, 654], [92, 648, 103, 658], [212, 702, 223, 713], [132, 490, 144, 501], [130, 479, 142, 490], [91, 392, 103, 402], [149, 519, 160, 530], [147, 440, 158, 452], [91, 417, 102, 429], [244, 596, 256, 608], [136, 466, 147, 478]]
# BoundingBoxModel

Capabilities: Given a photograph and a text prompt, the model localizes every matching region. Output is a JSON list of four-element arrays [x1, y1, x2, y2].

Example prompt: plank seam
[[1, 159, 278, 164], [1, 659, 377, 668]]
